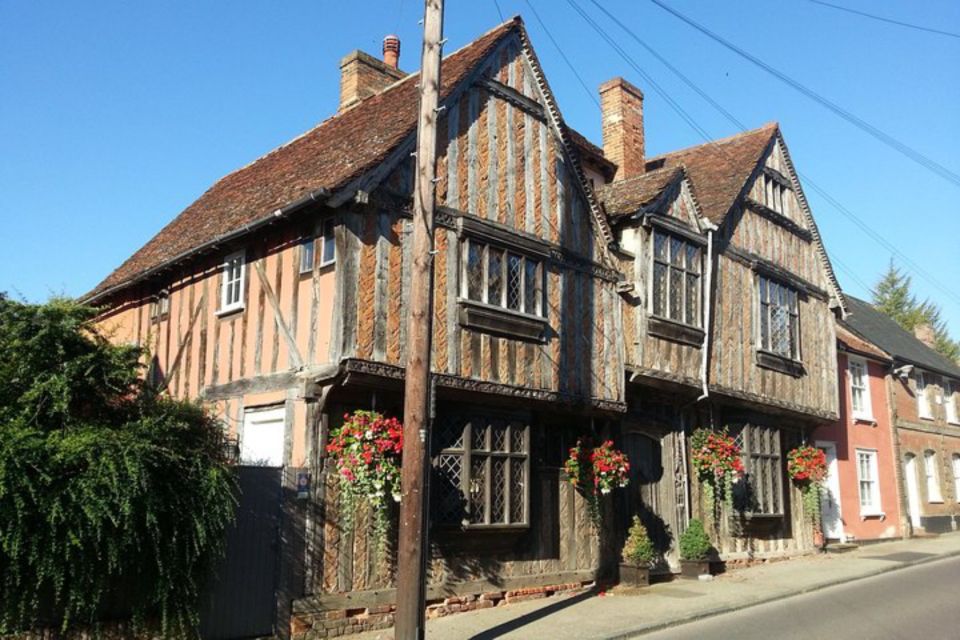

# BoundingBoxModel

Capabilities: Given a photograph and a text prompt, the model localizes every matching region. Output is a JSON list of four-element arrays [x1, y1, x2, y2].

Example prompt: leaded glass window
[[462, 238, 544, 317], [432, 414, 530, 528], [732, 424, 783, 516], [758, 275, 799, 360], [650, 229, 701, 327]]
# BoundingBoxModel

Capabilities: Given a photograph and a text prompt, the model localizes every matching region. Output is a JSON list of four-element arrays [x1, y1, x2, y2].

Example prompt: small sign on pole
[[296, 471, 311, 500]]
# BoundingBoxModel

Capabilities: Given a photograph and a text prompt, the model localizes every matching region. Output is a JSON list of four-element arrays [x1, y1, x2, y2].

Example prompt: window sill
[[216, 305, 245, 318], [756, 350, 805, 377], [927, 499, 944, 504], [860, 512, 885, 520], [458, 298, 547, 343], [648, 315, 704, 347], [947, 420, 960, 426], [853, 416, 877, 426]]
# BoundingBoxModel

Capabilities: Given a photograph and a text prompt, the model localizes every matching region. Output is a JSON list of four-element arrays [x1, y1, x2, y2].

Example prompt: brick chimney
[[914, 323, 936, 349], [338, 35, 405, 112], [599, 77, 645, 181]]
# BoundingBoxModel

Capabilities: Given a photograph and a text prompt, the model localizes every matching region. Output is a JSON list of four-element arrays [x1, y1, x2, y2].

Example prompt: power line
[[807, 0, 960, 40], [562, 0, 960, 305], [647, 0, 960, 189], [524, 0, 600, 108], [493, 0, 505, 22]]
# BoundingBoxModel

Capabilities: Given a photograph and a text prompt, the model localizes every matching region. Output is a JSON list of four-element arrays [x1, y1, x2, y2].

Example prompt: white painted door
[[240, 406, 286, 467], [904, 455, 922, 529], [817, 442, 844, 541]]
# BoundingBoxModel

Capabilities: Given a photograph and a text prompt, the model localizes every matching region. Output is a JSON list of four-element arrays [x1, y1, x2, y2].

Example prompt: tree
[[0, 295, 236, 637], [871, 260, 960, 363]]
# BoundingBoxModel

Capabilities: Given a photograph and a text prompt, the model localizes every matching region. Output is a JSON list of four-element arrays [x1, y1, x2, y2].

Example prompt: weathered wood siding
[[712, 140, 838, 418], [618, 179, 703, 386], [333, 35, 623, 405]]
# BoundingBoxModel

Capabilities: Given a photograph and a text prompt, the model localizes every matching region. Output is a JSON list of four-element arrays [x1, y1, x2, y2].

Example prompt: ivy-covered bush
[[0, 295, 237, 637]]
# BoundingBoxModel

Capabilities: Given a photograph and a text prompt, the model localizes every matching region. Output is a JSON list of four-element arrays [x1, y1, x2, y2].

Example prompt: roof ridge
[[646, 121, 778, 163]]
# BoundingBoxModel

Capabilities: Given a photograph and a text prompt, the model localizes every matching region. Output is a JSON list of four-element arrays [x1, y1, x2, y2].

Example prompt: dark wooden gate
[[622, 430, 680, 573], [200, 466, 283, 639]]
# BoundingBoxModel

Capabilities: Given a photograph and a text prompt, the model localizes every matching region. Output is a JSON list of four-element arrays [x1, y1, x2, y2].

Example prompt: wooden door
[[623, 431, 677, 572]]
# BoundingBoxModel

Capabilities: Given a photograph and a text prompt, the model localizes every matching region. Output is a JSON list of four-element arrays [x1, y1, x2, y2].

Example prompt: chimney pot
[[383, 35, 401, 69], [599, 77, 645, 181]]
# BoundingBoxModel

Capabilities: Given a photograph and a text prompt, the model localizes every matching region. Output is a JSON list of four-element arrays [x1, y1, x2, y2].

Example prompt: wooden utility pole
[[395, 0, 443, 638]]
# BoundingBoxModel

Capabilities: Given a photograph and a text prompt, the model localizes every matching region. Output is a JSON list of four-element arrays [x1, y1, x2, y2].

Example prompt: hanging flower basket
[[564, 438, 629, 526], [787, 445, 828, 541], [326, 410, 404, 554], [690, 428, 744, 526]]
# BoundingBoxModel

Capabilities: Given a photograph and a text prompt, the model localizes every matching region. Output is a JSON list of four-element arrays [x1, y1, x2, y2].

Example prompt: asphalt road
[[642, 555, 960, 640]]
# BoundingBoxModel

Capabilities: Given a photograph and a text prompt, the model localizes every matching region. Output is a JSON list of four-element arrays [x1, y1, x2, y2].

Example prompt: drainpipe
[[697, 221, 718, 402]]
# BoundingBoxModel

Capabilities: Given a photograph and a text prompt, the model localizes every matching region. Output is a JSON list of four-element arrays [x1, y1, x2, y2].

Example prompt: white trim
[[847, 355, 874, 422], [952, 453, 960, 504], [917, 371, 933, 420], [924, 449, 943, 503], [218, 250, 246, 314], [945, 380, 959, 425], [299, 235, 315, 274], [855, 448, 883, 517], [319, 217, 337, 268]]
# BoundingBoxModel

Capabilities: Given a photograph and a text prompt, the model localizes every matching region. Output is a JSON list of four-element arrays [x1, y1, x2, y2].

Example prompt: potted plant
[[620, 516, 655, 587], [678, 518, 714, 579]]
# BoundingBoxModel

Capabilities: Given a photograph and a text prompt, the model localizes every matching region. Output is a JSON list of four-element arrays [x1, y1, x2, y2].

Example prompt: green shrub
[[0, 295, 237, 637], [679, 518, 712, 561], [622, 516, 655, 566]]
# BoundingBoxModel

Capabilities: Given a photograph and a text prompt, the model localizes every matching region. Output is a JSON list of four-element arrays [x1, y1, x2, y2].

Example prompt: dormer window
[[650, 229, 701, 327]]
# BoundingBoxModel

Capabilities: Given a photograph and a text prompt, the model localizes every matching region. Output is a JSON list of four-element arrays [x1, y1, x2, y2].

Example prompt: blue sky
[[1, 1, 958, 334]]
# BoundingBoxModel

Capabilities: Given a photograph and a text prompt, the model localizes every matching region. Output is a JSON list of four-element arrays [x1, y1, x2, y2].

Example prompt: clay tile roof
[[87, 18, 520, 302], [645, 123, 777, 225], [565, 127, 616, 176], [837, 323, 890, 362], [597, 166, 683, 218]]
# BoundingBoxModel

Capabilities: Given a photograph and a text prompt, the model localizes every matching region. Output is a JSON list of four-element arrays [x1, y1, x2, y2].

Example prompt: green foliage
[[0, 295, 237, 637], [622, 516, 655, 566], [872, 260, 960, 363], [678, 519, 712, 561]]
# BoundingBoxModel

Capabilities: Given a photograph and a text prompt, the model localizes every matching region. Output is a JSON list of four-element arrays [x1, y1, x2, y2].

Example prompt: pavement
[[343, 532, 960, 640]]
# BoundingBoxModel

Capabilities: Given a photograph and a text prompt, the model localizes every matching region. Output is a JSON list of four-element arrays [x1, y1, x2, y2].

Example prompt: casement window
[[952, 454, 960, 503], [432, 413, 530, 529], [848, 356, 873, 420], [299, 235, 315, 274], [945, 381, 959, 425], [763, 173, 789, 214], [758, 275, 800, 361], [924, 450, 943, 502], [856, 449, 882, 515], [150, 290, 170, 321], [319, 218, 336, 267], [219, 250, 246, 313], [650, 229, 701, 327], [462, 238, 544, 317], [917, 372, 933, 420], [732, 425, 783, 516]]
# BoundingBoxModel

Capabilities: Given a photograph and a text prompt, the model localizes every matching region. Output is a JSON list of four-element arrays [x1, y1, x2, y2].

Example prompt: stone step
[[825, 543, 859, 554]]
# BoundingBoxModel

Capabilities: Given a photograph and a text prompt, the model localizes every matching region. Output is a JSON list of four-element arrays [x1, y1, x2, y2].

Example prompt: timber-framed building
[[88, 16, 848, 638]]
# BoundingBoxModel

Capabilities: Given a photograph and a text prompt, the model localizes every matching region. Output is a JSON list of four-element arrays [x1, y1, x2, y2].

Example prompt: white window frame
[[917, 371, 933, 420], [299, 234, 316, 274], [945, 381, 959, 425], [219, 250, 246, 314], [924, 450, 943, 503], [952, 454, 960, 504], [847, 355, 874, 421], [855, 448, 882, 516], [319, 218, 336, 268]]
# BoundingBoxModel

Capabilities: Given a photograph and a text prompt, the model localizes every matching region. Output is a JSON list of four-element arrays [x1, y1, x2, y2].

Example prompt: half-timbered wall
[[618, 178, 704, 386], [712, 140, 839, 419], [96, 219, 337, 466], [334, 34, 623, 405]]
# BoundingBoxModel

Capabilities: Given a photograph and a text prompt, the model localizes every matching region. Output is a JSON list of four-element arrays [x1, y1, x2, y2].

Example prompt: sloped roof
[[843, 295, 960, 378], [645, 123, 777, 225], [87, 18, 520, 302], [597, 166, 683, 218], [837, 323, 890, 362]]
